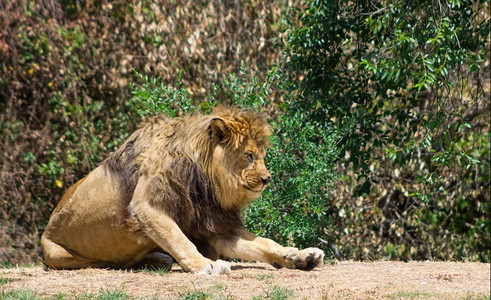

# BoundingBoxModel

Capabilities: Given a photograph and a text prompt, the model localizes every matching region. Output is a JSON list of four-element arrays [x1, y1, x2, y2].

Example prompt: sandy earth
[[1, 261, 489, 299]]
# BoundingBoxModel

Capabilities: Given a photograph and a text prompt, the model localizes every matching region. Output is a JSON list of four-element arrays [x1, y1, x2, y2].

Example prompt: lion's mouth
[[244, 185, 266, 194]]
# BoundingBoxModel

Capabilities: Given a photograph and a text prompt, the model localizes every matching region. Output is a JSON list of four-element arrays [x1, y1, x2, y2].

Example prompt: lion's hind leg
[[41, 234, 99, 269]]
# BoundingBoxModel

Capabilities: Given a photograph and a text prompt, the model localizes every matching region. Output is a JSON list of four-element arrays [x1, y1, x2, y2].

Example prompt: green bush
[[284, 0, 489, 261], [245, 110, 341, 250]]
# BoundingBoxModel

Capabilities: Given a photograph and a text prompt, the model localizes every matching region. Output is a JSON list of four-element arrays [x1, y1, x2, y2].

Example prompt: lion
[[41, 106, 324, 274]]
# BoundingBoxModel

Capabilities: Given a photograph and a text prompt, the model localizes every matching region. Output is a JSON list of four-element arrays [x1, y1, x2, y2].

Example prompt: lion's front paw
[[283, 247, 325, 271], [196, 259, 231, 275]]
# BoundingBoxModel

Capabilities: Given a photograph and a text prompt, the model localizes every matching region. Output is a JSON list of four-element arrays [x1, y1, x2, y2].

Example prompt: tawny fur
[[41, 106, 324, 274]]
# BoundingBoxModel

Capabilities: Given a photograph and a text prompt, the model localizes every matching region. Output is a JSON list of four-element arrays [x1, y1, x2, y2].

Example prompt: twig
[[355, 6, 388, 17], [318, 228, 344, 261]]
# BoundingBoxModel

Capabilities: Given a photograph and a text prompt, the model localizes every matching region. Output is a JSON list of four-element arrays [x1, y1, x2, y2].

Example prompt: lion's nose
[[260, 175, 271, 185]]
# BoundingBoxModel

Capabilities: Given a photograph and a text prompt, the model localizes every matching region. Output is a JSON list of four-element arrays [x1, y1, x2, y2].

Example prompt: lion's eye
[[247, 152, 254, 163]]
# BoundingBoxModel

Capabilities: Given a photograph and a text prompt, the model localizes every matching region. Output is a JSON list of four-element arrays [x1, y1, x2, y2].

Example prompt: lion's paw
[[283, 247, 325, 271], [196, 259, 231, 275]]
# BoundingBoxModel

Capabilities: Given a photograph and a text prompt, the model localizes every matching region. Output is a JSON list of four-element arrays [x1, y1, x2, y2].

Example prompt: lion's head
[[201, 106, 272, 210], [105, 106, 273, 212]]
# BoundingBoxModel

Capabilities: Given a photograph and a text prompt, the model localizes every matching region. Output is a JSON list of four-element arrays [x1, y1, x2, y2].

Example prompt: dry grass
[[1, 261, 489, 299]]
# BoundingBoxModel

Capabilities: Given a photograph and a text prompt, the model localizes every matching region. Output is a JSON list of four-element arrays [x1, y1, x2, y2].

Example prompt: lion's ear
[[209, 118, 231, 145]]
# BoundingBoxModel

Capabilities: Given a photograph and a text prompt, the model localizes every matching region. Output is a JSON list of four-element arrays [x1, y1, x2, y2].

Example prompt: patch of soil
[[1, 261, 489, 299]]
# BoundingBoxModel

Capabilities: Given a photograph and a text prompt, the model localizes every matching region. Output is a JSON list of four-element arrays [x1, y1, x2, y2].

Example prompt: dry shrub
[[0, 0, 285, 265]]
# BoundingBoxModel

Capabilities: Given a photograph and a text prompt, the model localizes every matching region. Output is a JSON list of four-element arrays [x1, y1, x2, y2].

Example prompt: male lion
[[41, 106, 324, 274]]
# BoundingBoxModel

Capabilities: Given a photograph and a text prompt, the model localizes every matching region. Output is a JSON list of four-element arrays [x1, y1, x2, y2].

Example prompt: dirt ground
[[1, 261, 489, 299]]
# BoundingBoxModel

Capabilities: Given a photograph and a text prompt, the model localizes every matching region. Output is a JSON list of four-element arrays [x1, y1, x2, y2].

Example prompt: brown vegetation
[[0, 0, 284, 265]]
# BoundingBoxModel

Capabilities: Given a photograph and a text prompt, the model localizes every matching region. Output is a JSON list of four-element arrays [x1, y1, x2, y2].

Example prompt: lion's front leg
[[131, 201, 230, 274], [130, 181, 230, 275], [215, 229, 324, 271]]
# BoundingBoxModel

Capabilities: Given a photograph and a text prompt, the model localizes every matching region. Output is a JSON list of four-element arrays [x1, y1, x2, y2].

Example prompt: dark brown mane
[[148, 155, 242, 257], [103, 133, 143, 202]]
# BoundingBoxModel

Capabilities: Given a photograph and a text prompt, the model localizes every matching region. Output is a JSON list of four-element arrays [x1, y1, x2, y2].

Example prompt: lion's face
[[239, 137, 271, 195], [212, 137, 271, 205]]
